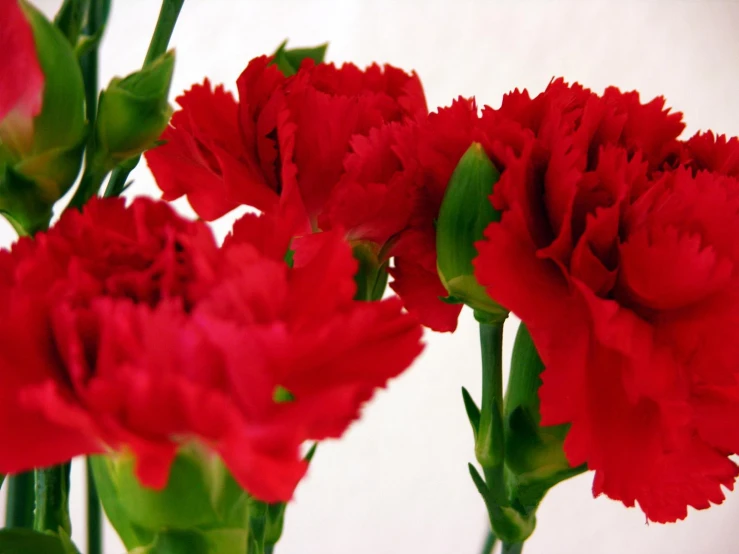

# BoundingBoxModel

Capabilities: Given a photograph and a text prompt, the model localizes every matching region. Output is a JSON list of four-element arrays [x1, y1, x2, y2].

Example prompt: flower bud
[[0, 1, 86, 234], [436, 143, 507, 321], [92, 51, 175, 171], [90, 444, 249, 549]]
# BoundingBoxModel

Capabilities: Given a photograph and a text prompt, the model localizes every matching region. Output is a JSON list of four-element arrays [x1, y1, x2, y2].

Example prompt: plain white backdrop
[[2, 1, 739, 553]]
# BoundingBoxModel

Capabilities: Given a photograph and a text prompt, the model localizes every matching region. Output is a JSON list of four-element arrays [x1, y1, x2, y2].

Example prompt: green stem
[[67, 162, 107, 210], [33, 464, 72, 535], [476, 320, 507, 506], [4, 472, 35, 528], [104, 0, 186, 199], [87, 459, 102, 554], [264, 546, 274, 554], [79, 0, 107, 125], [480, 529, 497, 554], [502, 543, 523, 554], [144, 0, 186, 66]]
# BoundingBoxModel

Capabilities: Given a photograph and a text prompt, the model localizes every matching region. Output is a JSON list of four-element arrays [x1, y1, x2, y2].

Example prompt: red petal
[[0, 0, 43, 122]]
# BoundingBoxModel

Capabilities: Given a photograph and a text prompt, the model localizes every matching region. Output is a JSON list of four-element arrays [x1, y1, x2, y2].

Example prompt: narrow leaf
[[468, 463, 490, 501], [462, 387, 481, 439]]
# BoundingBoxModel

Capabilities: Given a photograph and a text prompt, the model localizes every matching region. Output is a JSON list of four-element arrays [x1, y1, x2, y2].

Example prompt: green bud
[[0, 2, 86, 234], [352, 242, 389, 302], [505, 324, 585, 512], [90, 444, 250, 551], [436, 143, 506, 322], [92, 51, 175, 171], [271, 39, 329, 77]]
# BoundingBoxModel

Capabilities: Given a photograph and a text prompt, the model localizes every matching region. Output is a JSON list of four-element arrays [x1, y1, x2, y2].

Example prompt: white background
[[2, 1, 739, 553]]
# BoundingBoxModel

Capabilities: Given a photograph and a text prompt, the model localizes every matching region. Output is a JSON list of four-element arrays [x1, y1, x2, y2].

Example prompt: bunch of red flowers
[[144, 59, 739, 525], [3, 0, 739, 551]]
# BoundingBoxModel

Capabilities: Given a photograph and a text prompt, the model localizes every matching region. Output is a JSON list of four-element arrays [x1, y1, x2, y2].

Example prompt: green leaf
[[0, 529, 75, 554], [468, 463, 490, 501], [461, 387, 481, 439], [0, 474, 5, 489], [271, 39, 328, 76]]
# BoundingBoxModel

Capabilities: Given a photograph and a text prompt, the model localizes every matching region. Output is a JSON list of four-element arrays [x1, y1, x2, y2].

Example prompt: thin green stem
[[67, 162, 107, 210], [4, 472, 35, 528], [79, 0, 107, 125], [33, 463, 72, 535], [480, 529, 497, 554], [264, 546, 274, 554], [87, 459, 102, 554], [144, 0, 186, 66], [104, 0, 186, 199], [502, 543, 523, 554], [476, 321, 507, 506]]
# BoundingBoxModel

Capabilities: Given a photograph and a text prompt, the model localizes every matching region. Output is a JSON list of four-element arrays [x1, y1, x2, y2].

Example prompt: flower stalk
[[104, 0, 185, 198], [33, 463, 72, 536], [4, 472, 35, 529]]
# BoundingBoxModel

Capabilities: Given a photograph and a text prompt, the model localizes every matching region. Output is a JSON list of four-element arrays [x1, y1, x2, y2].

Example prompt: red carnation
[[145, 55, 427, 235], [473, 79, 739, 522], [0, 0, 44, 123], [0, 197, 423, 502], [332, 98, 485, 331]]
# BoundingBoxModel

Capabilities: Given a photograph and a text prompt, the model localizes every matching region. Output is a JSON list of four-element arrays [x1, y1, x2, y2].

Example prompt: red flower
[[0, 0, 44, 123], [145, 56, 427, 235], [0, 197, 424, 502], [328, 98, 483, 331], [474, 80, 739, 522]]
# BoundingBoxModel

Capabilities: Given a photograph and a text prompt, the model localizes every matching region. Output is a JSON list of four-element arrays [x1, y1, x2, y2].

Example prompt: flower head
[[474, 79, 739, 522], [0, 197, 423, 502]]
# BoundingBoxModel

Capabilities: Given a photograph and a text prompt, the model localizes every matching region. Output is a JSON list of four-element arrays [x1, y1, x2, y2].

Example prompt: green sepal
[[89, 456, 155, 550], [504, 324, 586, 511], [0, 474, 4, 489], [304, 443, 318, 464], [352, 243, 389, 301], [20, 1, 87, 156], [436, 143, 506, 320], [271, 39, 329, 76], [130, 530, 247, 554], [90, 445, 251, 550], [0, 165, 54, 236], [0, 1, 86, 215], [0, 529, 78, 554], [92, 51, 175, 172], [439, 295, 464, 305], [461, 387, 481, 440], [468, 463, 536, 544]]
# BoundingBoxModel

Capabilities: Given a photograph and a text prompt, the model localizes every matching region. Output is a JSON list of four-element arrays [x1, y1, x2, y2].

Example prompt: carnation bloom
[[145, 55, 427, 237], [473, 79, 739, 522], [0, 197, 423, 502], [0, 0, 44, 123], [333, 97, 485, 331]]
